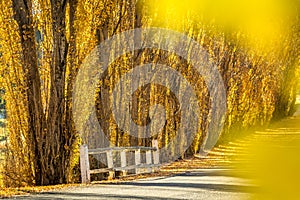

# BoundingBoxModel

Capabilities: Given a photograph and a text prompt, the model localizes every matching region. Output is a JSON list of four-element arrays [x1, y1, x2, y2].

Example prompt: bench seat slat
[[89, 146, 157, 154], [113, 164, 161, 171], [90, 168, 113, 174]]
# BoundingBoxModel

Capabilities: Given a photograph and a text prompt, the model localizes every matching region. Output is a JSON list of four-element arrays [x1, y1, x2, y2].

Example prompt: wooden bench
[[80, 140, 160, 183]]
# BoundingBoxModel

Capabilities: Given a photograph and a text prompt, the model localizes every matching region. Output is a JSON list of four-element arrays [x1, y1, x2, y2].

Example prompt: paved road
[[12, 102, 300, 200], [9, 169, 254, 200]]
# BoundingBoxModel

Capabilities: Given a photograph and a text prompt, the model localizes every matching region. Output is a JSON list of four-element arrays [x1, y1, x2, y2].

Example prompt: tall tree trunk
[[42, 0, 68, 185], [64, 0, 79, 183], [12, 0, 46, 186], [12, 0, 77, 185]]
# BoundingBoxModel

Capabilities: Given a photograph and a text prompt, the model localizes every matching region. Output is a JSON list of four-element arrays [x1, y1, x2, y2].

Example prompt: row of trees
[[0, 0, 299, 186]]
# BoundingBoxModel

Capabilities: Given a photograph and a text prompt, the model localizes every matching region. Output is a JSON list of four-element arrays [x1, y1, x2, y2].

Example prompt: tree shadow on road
[[12, 192, 185, 200]]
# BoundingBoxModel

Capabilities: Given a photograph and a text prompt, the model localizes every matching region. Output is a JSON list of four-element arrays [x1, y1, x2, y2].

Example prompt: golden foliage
[[0, 0, 299, 187]]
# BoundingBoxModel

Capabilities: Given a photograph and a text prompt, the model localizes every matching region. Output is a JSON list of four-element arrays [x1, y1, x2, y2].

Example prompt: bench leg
[[108, 171, 115, 180]]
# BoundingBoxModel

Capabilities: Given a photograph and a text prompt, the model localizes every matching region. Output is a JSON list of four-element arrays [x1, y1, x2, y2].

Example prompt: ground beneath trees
[[3, 104, 300, 199]]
